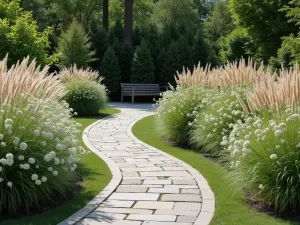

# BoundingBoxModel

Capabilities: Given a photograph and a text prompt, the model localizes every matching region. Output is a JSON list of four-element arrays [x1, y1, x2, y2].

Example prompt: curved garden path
[[59, 103, 215, 225]]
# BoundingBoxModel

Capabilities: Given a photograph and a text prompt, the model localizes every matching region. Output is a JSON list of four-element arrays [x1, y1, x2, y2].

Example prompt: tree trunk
[[124, 0, 133, 43], [103, 0, 109, 31]]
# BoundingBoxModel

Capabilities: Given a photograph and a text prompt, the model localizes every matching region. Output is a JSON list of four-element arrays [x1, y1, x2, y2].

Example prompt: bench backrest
[[121, 83, 160, 93]]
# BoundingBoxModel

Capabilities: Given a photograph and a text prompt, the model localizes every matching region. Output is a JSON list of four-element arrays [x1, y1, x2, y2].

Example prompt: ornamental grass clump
[[60, 66, 107, 116], [191, 88, 247, 155], [156, 86, 216, 145], [244, 64, 300, 114], [226, 108, 300, 212], [0, 57, 84, 215]]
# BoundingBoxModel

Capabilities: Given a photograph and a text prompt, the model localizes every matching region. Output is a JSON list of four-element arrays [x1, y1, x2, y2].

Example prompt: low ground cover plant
[[191, 88, 247, 155], [155, 86, 216, 145], [59, 66, 108, 116], [0, 57, 84, 215]]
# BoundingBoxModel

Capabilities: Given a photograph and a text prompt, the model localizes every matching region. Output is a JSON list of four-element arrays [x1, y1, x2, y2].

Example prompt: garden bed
[[0, 108, 119, 225]]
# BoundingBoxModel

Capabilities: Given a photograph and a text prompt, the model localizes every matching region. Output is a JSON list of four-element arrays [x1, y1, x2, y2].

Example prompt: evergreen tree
[[161, 41, 182, 85], [90, 26, 108, 69], [101, 47, 121, 97], [178, 35, 193, 69], [119, 41, 134, 82], [131, 41, 155, 83], [57, 20, 95, 68], [193, 29, 209, 66], [155, 47, 166, 83], [107, 19, 123, 45]]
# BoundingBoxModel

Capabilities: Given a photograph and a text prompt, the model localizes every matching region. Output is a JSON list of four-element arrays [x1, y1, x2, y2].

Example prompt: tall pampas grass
[[59, 65, 103, 83], [174, 58, 270, 90], [242, 64, 300, 113], [174, 64, 213, 88], [0, 56, 65, 104]]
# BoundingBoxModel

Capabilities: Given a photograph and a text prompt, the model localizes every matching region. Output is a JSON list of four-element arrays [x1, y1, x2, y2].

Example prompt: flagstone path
[[59, 103, 215, 225]]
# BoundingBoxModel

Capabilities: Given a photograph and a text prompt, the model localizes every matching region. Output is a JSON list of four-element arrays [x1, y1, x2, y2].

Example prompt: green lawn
[[0, 107, 120, 225], [132, 115, 299, 225]]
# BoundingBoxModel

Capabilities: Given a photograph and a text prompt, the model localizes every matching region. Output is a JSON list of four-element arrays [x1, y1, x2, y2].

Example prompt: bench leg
[[132, 89, 135, 103], [121, 93, 123, 102]]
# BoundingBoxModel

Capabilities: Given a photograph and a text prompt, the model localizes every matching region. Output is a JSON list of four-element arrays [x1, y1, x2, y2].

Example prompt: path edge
[[127, 114, 215, 225], [57, 112, 123, 225]]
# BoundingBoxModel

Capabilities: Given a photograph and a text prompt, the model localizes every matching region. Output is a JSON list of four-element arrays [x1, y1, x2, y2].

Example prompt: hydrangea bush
[[156, 86, 216, 145], [226, 108, 300, 211], [62, 80, 107, 116], [191, 88, 247, 155], [0, 98, 84, 214]]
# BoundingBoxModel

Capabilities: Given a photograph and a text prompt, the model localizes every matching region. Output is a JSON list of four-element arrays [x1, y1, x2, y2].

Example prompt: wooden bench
[[120, 83, 161, 103]]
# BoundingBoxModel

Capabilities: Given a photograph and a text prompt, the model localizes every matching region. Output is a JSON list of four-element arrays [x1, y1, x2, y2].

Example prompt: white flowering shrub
[[62, 80, 108, 116], [0, 98, 84, 214], [226, 108, 300, 211], [156, 86, 216, 145], [191, 88, 247, 155]]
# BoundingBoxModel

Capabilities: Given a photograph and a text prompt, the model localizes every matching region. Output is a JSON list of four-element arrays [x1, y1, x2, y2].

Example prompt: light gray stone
[[161, 194, 202, 202], [109, 193, 159, 201], [95, 207, 153, 214], [140, 171, 191, 177], [99, 200, 134, 208], [177, 216, 197, 223], [173, 202, 202, 211], [121, 179, 142, 185], [155, 209, 198, 216], [181, 189, 200, 194], [148, 188, 179, 194], [134, 201, 175, 210], [142, 222, 191, 225], [127, 214, 176, 222], [143, 180, 172, 185], [173, 180, 196, 185], [116, 186, 148, 193]]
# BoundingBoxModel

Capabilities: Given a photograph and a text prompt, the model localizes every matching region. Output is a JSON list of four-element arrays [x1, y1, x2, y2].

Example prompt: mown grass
[[132, 115, 300, 225], [0, 107, 120, 225]]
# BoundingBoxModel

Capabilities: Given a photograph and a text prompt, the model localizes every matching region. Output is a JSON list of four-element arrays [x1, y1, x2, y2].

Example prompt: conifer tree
[[120, 41, 134, 82], [131, 41, 155, 83], [101, 47, 121, 97], [57, 20, 95, 68], [161, 41, 182, 85]]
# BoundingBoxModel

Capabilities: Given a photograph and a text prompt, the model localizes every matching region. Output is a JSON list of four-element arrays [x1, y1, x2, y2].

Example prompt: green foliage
[[270, 34, 300, 70], [101, 47, 121, 97], [62, 80, 107, 116], [156, 86, 214, 146], [229, 0, 298, 60], [191, 88, 246, 155], [109, 0, 155, 27], [161, 42, 182, 85], [120, 41, 134, 83], [0, 0, 52, 66], [227, 108, 300, 212], [204, 0, 235, 43], [0, 98, 83, 215], [155, 47, 166, 83], [131, 41, 155, 83], [218, 28, 254, 63], [57, 20, 95, 68], [193, 29, 210, 66], [90, 26, 108, 69], [151, 0, 199, 31], [51, 0, 101, 29]]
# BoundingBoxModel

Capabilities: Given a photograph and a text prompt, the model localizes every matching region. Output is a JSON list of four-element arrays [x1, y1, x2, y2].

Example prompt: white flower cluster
[[0, 98, 85, 189]]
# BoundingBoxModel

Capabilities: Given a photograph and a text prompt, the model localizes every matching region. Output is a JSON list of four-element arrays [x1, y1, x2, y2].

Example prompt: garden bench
[[120, 83, 161, 103]]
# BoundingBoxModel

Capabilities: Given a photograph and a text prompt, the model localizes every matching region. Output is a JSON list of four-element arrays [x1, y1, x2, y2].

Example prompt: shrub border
[[58, 113, 122, 225], [127, 115, 216, 225]]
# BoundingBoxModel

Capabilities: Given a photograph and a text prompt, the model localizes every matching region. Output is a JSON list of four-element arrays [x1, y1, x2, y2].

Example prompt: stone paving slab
[[58, 103, 215, 225]]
